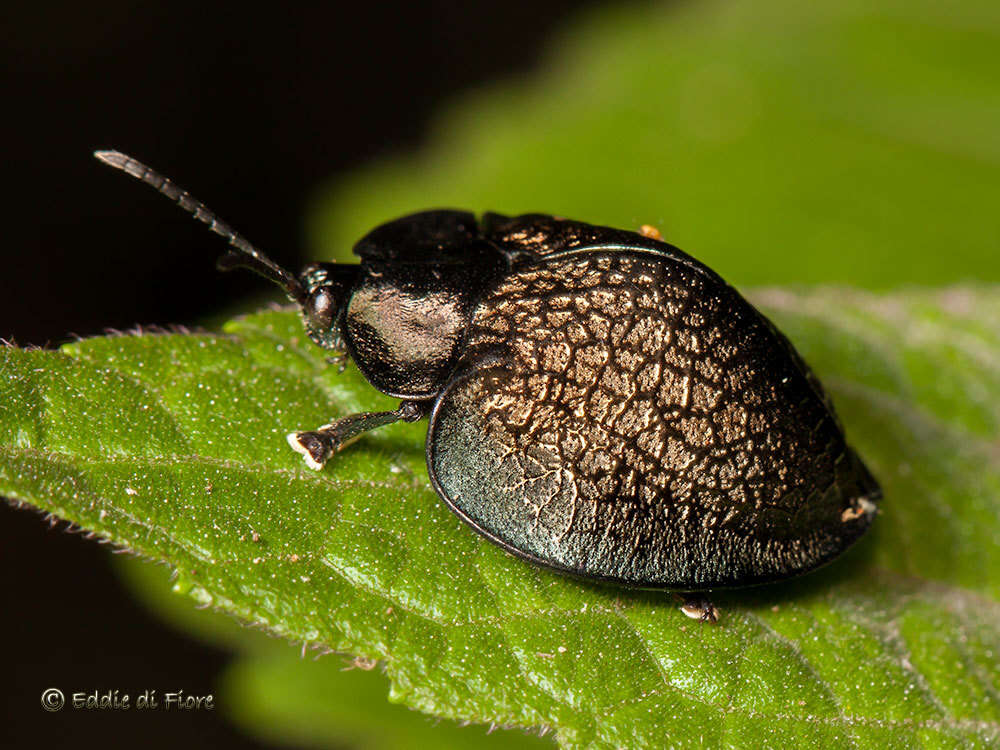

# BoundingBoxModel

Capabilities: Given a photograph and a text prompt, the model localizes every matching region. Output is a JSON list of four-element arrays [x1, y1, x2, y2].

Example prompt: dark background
[[0, 2, 598, 745]]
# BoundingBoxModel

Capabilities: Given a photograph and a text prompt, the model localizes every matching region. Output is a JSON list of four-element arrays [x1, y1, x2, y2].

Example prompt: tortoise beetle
[[96, 150, 881, 622]]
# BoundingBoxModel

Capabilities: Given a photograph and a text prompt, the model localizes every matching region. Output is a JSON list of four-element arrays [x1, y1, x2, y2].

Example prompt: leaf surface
[[2, 287, 998, 748]]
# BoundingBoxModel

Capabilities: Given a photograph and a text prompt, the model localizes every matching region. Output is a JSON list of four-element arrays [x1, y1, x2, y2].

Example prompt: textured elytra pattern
[[430, 252, 879, 587]]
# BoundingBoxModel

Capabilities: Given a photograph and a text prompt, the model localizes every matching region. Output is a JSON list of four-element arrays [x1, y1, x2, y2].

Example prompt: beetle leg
[[638, 224, 663, 240], [287, 400, 429, 470], [675, 593, 720, 624], [324, 352, 351, 373]]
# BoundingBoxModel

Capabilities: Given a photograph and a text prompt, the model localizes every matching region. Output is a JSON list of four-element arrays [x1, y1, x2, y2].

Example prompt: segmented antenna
[[94, 150, 307, 305]]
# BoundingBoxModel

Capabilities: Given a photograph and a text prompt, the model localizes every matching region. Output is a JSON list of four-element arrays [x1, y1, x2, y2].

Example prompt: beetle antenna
[[94, 150, 307, 305]]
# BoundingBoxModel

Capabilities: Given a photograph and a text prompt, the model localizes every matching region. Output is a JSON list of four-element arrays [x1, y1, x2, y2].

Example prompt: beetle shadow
[[349, 433, 427, 468], [574, 528, 882, 618]]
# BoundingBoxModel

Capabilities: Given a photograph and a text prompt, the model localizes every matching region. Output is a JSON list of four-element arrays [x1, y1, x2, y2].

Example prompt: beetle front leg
[[288, 400, 428, 470]]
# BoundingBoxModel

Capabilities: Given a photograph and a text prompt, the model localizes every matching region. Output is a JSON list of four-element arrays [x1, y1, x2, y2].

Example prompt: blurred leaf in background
[[311, 0, 1000, 288], [3, 0, 999, 747]]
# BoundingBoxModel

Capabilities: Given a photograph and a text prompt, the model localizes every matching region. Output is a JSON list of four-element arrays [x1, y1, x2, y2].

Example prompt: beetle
[[95, 150, 881, 622]]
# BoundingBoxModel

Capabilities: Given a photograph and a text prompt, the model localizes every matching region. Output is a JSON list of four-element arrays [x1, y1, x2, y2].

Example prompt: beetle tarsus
[[676, 593, 720, 624], [325, 353, 351, 373], [397, 400, 428, 422], [288, 401, 429, 470], [287, 431, 332, 471]]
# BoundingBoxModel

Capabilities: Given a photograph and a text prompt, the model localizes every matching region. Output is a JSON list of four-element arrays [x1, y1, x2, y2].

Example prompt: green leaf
[[114, 554, 552, 750], [309, 0, 1000, 290], [2, 285, 998, 747], [221, 650, 554, 750]]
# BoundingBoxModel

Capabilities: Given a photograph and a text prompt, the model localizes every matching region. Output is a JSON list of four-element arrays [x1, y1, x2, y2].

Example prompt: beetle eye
[[308, 288, 336, 327]]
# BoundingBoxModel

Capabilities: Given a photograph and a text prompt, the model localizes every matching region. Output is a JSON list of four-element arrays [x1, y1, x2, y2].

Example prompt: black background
[[0, 2, 598, 745]]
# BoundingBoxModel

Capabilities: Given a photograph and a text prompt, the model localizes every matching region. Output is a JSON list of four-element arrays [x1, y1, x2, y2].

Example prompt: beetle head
[[297, 263, 359, 351]]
